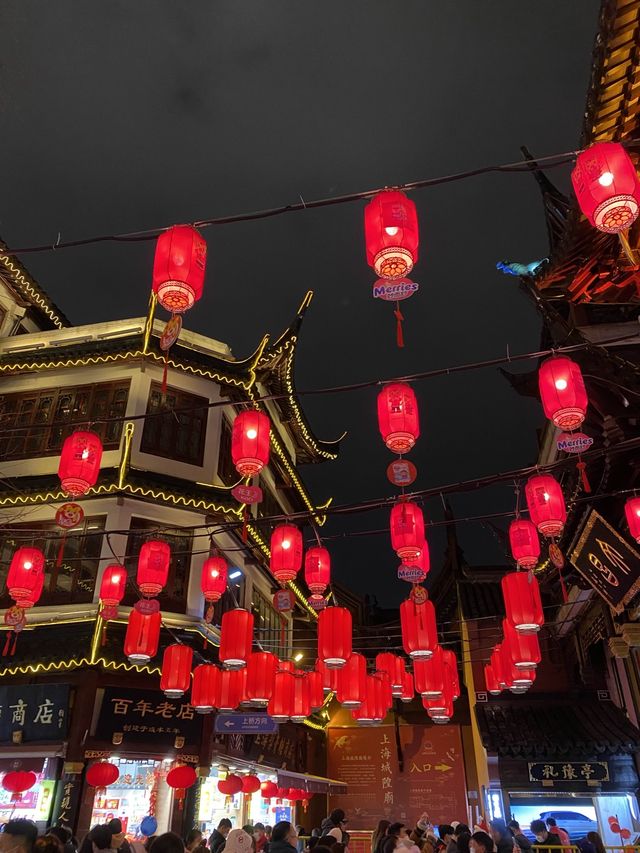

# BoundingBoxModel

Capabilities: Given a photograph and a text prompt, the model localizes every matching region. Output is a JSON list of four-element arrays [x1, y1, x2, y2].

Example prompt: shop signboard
[[0, 684, 69, 743], [50, 775, 82, 826], [528, 761, 609, 783], [570, 510, 640, 613], [214, 714, 278, 734], [95, 688, 202, 746]]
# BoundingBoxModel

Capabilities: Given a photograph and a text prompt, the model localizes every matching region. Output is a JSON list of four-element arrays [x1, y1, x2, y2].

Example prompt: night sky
[[2, 2, 601, 605]]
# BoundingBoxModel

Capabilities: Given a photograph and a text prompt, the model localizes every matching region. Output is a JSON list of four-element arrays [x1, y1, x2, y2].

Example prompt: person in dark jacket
[[529, 822, 561, 852], [382, 824, 407, 853], [507, 822, 530, 853], [210, 821, 233, 853], [489, 821, 513, 853], [268, 823, 298, 853], [320, 812, 347, 845], [373, 823, 391, 853]]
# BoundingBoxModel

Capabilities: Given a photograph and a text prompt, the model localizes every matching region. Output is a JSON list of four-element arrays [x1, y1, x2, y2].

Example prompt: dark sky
[[1, 1, 601, 605]]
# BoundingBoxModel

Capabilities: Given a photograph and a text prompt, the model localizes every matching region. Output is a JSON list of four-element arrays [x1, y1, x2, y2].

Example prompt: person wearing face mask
[[529, 822, 561, 852]]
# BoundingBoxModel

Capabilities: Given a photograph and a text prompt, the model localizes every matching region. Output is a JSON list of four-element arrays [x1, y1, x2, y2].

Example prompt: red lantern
[[218, 774, 243, 796], [291, 671, 311, 722], [376, 653, 405, 692], [525, 474, 566, 538], [336, 653, 367, 708], [307, 670, 325, 710], [424, 694, 453, 722], [491, 645, 506, 689], [403, 544, 430, 578], [377, 383, 420, 453], [220, 608, 254, 669], [268, 670, 296, 722], [232, 410, 270, 477], [316, 658, 339, 693], [160, 644, 193, 698], [305, 547, 331, 597], [279, 659, 295, 672], [86, 762, 119, 788], [261, 780, 278, 799], [400, 670, 414, 703], [400, 597, 437, 659], [484, 663, 501, 695], [571, 142, 640, 234], [7, 547, 45, 609], [414, 645, 445, 699], [352, 676, 376, 725], [242, 775, 261, 795], [58, 430, 103, 497], [502, 570, 544, 634], [124, 609, 161, 663], [270, 525, 303, 585], [625, 497, 640, 543], [191, 664, 220, 713], [318, 606, 352, 668], [166, 765, 197, 789], [137, 540, 171, 596], [502, 619, 541, 670], [246, 651, 278, 705], [509, 520, 540, 570], [365, 190, 419, 279], [443, 649, 460, 700], [201, 556, 227, 603], [217, 668, 244, 711], [371, 671, 392, 722], [2, 770, 37, 801], [538, 356, 588, 431], [390, 501, 425, 561], [99, 565, 127, 607], [153, 225, 207, 313]]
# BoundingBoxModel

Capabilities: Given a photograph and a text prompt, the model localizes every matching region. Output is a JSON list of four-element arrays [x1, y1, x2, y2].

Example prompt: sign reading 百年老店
[[570, 510, 640, 614], [528, 761, 609, 783], [95, 687, 202, 746], [0, 684, 69, 742]]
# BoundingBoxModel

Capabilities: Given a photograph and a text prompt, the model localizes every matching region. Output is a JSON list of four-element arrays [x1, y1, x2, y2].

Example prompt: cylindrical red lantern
[[86, 762, 119, 788], [625, 497, 640, 543], [261, 780, 278, 799], [137, 540, 171, 596], [152, 224, 207, 313], [502, 570, 544, 634], [403, 544, 430, 579], [219, 608, 254, 669], [231, 410, 270, 477], [124, 609, 161, 663], [400, 670, 414, 703], [491, 645, 506, 689], [503, 619, 541, 670], [268, 670, 296, 722], [538, 356, 588, 431], [246, 651, 278, 706], [443, 649, 460, 700], [217, 668, 245, 711], [316, 658, 339, 693], [7, 547, 45, 609], [201, 556, 227, 603], [413, 645, 445, 699], [270, 524, 303, 585], [318, 606, 352, 668], [377, 383, 420, 453], [166, 765, 197, 790], [99, 564, 127, 607], [365, 190, 419, 279], [390, 501, 425, 561], [509, 519, 540, 570], [371, 671, 392, 722], [278, 659, 295, 672], [307, 670, 325, 710], [290, 672, 311, 723], [423, 694, 453, 723], [191, 664, 220, 713], [305, 547, 331, 596], [352, 675, 376, 725], [160, 644, 193, 698], [242, 775, 261, 795], [337, 653, 368, 708], [376, 652, 405, 692], [2, 770, 37, 801], [571, 142, 640, 234], [58, 430, 103, 497], [525, 474, 566, 538], [400, 597, 437, 659], [484, 663, 501, 695]]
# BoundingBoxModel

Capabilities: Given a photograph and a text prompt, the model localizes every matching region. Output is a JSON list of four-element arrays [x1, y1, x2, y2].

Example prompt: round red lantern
[[58, 430, 103, 497], [400, 597, 437, 659], [305, 547, 331, 597], [571, 142, 640, 234], [201, 556, 227, 603], [167, 765, 197, 789], [390, 501, 425, 561], [137, 540, 171, 596], [376, 652, 405, 692], [242, 775, 261, 794], [232, 410, 270, 477], [261, 780, 278, 799], [218, 774, 243, 796], [291, 671, 311, 723], [246, 651, 278, 706], [99, 564, 127, 607], [503, 619, 541, 670], [160, 644, 193, 698], [525, 474, 566, 538], [337, 653, 367, 708], [268, 670, 296, 722], [484, 663, 501, 695], [86, 762, 119, 788], [502, 570, 544, 634], [217, 668, 245, 711], [538, 356, 588, 431], [400, 670, 414, 703], [365, 190, 419, 279], [7, 547, 45, 609], [2, 770, 37, 801], [318, 606, 352, 668], [191, 664, 220, 713], [220, 608, 254, 669], [509, 519, 540, 570], [153, 224, 207, 313], [270, 525, 303, 585], [307, 669, 325, 710], [625, 497, 640, 543], [413, 645, 445, 699], [377, 383, 420, 453], [316, 658, 339, 693], [124, 609, 161, 663]]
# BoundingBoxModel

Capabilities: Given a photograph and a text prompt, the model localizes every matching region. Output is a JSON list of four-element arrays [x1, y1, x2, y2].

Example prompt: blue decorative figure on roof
[[496, 259, 546, 276]]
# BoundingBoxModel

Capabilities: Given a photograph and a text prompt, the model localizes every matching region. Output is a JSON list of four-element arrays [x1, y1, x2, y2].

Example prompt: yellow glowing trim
[[96, 656, 161, 676], [0, 657, 91, 678], [0, 254, 65, 329], [302, 693, 333, 730], [302, 718, 327, 731], [90, 614, 104, 664], [145, 351, 253, 389], [0, 482, 118, 508], [121, 482, 235, 515], [118, 422, 135, 489], [142, 292, 157, 354]]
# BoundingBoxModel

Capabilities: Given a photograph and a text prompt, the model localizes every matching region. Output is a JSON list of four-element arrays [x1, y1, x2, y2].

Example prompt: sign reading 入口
[[0, 684, 69, 742], [570, 510, 640, 613], [528, 761, 609, 783]]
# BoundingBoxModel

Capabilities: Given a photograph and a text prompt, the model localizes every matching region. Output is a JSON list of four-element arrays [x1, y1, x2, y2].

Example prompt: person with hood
[[268, 824, 298, 853], [210, 821, 233, 853], [320, 813, 347, 845]]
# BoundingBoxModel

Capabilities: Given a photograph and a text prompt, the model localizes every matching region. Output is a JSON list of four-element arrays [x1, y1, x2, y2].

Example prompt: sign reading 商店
[[570, 510, 640, 614], [0, 684, 69, 742]]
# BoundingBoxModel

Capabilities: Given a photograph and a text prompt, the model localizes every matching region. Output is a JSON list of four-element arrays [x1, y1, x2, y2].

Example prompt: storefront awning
[[277, 769, 347, 795]]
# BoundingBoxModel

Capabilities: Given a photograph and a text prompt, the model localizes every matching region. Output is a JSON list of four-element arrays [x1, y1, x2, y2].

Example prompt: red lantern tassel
[[557, 564, 569, 604], [101, 623, 107, 646], [242, 509, 248, 543], [2, 632, 12, 657], [576, 460, 591, 493], [56, 531, 67, 568], [394, 303, 405, 349], [161, 351, 169, 394]]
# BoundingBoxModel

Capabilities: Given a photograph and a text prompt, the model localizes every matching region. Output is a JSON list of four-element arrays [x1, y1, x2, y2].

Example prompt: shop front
[[197, 765, 285, 836]]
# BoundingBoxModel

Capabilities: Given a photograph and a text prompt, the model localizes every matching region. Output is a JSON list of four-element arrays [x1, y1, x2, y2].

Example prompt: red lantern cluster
[[153, 225, 207, 313], [58, 430, 103, 497], [538, 356, 588, 431], [137, 540, 171, 597], [365, 190, 419, 279], [572, 142, 640, 234], [7, 547, 45, 610], [377, 383, 420, 454], [270, 524, 303, 585], [525, 474, 566, 539], [232, 410, 271, 477]]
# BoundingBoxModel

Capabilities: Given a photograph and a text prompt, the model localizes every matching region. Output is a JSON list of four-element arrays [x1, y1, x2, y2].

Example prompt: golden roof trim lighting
[[0, 254, 66, 329]]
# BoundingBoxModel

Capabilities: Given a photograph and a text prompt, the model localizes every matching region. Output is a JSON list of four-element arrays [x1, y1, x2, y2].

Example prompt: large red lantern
[[58, 430, 103, 497], [137, 540, 171, 596], [400, 597, 437, 659], [191, 664, 220, 713], [167, 765, 197, 790], [538, 356, 588, 431], [423, 694, 453, 723], [86, 762, 119, 788], [124, 609, 161, 663], [413, 645, 445, 699], [99, 565, 127, 607], [365, 190, 419, 279], [525, 474, 566, 538], [231, 411, 271, 477], [7, 547, 45, 609], [270, 525, 303, 585], [625, 497, 640, 543], [217, 668, 245, 711], [307, 669, 325, 710], [337, 653, 367, 708], [377, 383, 420, 453], [502, 570, 544, 634], [491, 645, 506, 689], [571, 142, 640, 234], [318, 606, 352, 668], [246, 651, 278, 705], [201, 556, 227, 603], [400, 670, 414, 703], [152, 225, 207, 313], [160, 644, 193, 698], [503, 619, 541, 670], [484, 663, 501, 695], [290, 672, 311, 723], [372, 671, 392, 722], [268, 670, 295, 722], [218, 774, 243, 796], [220, 608, 254, 669], [390, 501, 425, 561], [316, 658, 339, 693], [352, 675, 376, 725], [509, 519, 540, 570], [2, 770, 37, 801], [261, 780, 278, 799], [242, 775, 261, 795], [305, 547, 331, 597], [376, 653, 405, 692], [443, 649, 460, 700]]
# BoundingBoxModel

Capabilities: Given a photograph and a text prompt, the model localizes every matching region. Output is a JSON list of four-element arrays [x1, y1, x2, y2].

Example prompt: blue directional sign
[[214, 713, 278, 734]]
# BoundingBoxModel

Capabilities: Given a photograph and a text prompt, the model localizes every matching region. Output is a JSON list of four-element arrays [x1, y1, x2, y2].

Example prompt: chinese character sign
[[95, 688, 202, 746], [0, 685, 69, 743], [528, 762, 609, 783]]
